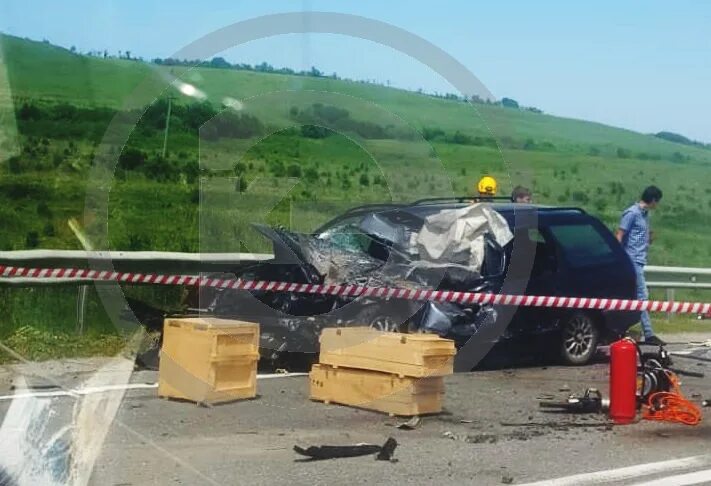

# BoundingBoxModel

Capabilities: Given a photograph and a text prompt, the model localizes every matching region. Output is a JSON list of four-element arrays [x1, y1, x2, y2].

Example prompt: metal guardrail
[[0, 250, 710, 288], [0, 250, 273, 285], [0, 251, 709, 289], [645, 265, 711, 289]]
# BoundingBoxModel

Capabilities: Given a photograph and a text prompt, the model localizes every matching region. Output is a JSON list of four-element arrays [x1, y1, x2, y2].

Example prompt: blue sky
[[2, 0, 710, 142]]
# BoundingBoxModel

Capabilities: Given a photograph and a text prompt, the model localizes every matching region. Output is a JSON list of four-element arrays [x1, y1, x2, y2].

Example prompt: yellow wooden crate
[[309, 364, 444, 416], [161, 317, 259, 360], [158, 352, 258, 404], [158, 317, 259, 404], [319, 327, 455, 378]]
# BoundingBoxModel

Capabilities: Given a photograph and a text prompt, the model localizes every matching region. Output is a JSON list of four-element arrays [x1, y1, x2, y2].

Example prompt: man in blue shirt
[[616, 186, 664, 345]]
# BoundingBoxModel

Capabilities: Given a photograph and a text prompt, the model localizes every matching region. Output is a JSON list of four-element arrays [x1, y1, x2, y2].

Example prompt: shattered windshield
[[317, 223, 373, 254]]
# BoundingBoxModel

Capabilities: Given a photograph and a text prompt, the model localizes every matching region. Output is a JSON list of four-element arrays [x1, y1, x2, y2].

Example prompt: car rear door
[[545, 216, 636, 300]]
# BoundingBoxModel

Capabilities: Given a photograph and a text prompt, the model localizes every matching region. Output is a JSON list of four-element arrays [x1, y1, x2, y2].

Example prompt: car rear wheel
[[559, 312, 599, 365]]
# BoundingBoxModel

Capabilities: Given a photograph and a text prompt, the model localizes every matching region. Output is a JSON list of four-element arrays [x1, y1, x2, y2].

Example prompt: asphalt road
[[1, 334, 711, 485]]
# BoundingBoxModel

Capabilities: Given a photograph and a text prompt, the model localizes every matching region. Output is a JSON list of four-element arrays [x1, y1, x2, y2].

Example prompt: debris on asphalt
[[9, 384, 58, 391], [466, 433, 498, 444], [506, 430, 543, 441], [293, 437, 398, 461], [501, 421, 614, 430], [294, 443, 382, 461], [442, 431, 499, 444], [375, 438, 398, 461], [396, 416, 422, 430], [558, 384, 571, 392], [501, 474, 514, 484]]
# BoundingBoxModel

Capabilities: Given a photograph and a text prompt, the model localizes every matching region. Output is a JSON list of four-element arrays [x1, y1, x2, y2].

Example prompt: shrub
[[268, 160, 286, 177], [118, 147, 146, 170], [127, 234, 151, 251], [287, 164, 302, 178], [593, 198, 607, 212], [37, 202, 53, 219], [422, 127, 445, 141], [43, 222, 56, 237], [359, 173, 370, 186], [571, 191, 589, 204], [143, 156, 179, 182], [235, 177, 248, 192], [450, 131, 473, 145], [7, 156, 22, 173], [234, 162, 247, 175], [501, 97, 519, 109], [25, 231, 40, 248], [304, 167, 319, 182], [17, 102, 42, 121], [300, 125, 330, 139], [616, 147, 631, 159]]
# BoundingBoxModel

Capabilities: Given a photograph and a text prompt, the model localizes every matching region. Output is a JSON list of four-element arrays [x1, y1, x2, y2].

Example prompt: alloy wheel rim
[[563, 316, 594, 357]]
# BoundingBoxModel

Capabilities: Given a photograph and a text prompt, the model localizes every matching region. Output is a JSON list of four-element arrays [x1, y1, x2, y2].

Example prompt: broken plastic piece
[[375, 438, 398, 461], [293, 444, 381, 460], [396, 416, 421, 430], [294, 437, 398, 461]]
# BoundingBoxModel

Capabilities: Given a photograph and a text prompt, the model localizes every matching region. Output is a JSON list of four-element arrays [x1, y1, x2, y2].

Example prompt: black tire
[[352, 304, 409, 333], [559, 312, 600, 365]]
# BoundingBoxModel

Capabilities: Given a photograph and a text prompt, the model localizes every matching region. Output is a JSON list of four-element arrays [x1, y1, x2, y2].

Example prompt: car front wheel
[[559, 312, 600, 365], [352, 305, 409, 333]]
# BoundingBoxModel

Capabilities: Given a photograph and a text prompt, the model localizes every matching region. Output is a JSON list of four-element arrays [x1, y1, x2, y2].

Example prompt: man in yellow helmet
[[477, 176, 497, 199]]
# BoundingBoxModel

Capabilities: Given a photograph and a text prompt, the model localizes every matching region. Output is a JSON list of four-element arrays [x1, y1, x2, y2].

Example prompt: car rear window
[[548, 223, 616, 268]]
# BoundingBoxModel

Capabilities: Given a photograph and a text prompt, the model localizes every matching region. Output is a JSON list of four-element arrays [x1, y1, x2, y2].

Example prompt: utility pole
[[162, 96, 174, 158]]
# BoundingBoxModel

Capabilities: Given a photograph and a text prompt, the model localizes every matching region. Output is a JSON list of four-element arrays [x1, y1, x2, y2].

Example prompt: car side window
[[507, 227, 557, 278], [529, 228, 557, 277], [548, 223, 616, 268]]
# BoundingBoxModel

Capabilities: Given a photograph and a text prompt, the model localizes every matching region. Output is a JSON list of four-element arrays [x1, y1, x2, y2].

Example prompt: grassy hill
[[1, 33, 710, 358], [1, 33, 710, 263], [5, 34, 711, 160], [0, 36, 711, 264]]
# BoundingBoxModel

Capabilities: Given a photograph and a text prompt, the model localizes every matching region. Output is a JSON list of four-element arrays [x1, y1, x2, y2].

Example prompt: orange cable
[[642, 371, 702, 426]]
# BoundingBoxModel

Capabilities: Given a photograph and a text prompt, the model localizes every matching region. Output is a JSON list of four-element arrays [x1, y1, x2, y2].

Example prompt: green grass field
[[1, 33, 710, 360]]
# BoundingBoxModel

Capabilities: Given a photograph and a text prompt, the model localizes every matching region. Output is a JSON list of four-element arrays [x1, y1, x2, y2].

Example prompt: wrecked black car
[[185, 199, 639, 367]]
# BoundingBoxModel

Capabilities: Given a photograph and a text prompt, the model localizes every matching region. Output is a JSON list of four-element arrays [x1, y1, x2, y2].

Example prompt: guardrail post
[[665, 288, 675, 321], [76, 285, 88, 335]]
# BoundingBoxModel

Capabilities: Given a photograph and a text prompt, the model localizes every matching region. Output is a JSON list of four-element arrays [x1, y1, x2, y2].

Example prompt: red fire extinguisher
[[609, 338, 638, 424]]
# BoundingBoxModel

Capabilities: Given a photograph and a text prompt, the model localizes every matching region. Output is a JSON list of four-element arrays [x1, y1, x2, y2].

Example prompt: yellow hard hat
[[477, 176, 497, 196]]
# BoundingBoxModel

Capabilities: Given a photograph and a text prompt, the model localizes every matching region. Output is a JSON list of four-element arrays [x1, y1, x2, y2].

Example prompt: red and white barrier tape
[[1, 264, 709, 314]]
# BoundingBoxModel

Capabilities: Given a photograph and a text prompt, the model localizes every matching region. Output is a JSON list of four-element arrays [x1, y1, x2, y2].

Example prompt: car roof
[[318, 200, 588, 234], [338, 201, 585, 219]]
